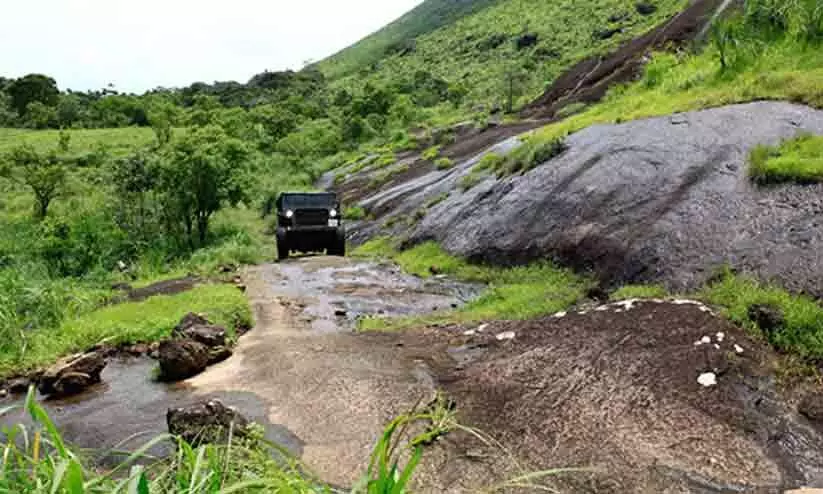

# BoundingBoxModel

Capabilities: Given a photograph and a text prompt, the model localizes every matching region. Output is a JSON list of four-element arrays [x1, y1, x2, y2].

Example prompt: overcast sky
[[0, 0, 422, 93]]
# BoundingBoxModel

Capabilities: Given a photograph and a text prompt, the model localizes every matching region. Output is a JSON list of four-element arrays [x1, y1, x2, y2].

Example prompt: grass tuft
[[749, 133, 823, 184]]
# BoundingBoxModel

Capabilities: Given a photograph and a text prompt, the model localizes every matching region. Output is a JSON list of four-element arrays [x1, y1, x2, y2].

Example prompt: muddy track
[[187, 258, 477, 488]]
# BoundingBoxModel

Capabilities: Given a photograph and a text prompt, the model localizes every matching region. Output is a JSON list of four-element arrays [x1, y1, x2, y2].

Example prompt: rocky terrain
[[339, 102, 823, 297]]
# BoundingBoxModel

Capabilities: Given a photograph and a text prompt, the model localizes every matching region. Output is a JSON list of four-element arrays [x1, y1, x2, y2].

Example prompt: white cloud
[[0, 0, 422, 92]]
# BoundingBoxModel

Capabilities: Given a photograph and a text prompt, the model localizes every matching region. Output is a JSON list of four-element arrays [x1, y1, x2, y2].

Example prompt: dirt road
[[188, 256, 475, 487]]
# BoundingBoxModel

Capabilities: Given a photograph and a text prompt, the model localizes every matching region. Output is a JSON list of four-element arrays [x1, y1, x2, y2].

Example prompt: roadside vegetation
[[749, 133, 823, 184]]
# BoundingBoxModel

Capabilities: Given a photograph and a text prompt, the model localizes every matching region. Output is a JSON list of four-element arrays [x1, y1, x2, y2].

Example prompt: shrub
[[435, 157, 454, 169]]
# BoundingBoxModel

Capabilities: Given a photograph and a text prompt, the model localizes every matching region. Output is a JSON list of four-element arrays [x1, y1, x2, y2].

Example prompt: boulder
[[748, 303, 785, 334], [38, 352, 106, 396], [167, 399, 249, 445], [158, 339, 209, 381]]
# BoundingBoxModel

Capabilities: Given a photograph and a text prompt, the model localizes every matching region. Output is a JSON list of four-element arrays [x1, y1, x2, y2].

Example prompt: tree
[[6, 74, 59, 116], [24, 101, 58, 129], [156, 126, 251, 246], [0, 145, 67, 219], [56, 93, 83, 128]]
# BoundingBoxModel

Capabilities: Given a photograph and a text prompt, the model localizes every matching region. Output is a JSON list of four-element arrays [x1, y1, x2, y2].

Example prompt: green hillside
[[318, 0, 501, 79], [322, 0, 687, 114]]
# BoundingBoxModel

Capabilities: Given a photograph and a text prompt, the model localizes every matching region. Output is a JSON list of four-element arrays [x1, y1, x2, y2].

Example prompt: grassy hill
[[318, 0, 501, 79], [321, 0, 687, 113]]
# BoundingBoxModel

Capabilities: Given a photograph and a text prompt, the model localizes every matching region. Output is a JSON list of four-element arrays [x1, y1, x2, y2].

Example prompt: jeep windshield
[[280, 193, 336, 210]]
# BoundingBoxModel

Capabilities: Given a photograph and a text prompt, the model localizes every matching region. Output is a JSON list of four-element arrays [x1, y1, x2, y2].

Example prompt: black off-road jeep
[[275, 192, 345, 260]]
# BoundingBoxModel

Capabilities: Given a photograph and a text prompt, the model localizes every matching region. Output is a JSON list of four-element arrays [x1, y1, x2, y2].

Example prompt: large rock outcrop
[[353, 102, 823, 297]]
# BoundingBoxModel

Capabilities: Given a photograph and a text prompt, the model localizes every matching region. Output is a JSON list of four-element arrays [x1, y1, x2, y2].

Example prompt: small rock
[[716, 332, 725, 342], [748, 303, 785, 334], [167, 400, 249, 446], [7, 377, 30, 394], [477, 324, 488, 333], [174, 322, 227, 348], [553, 311, 567, 318], [0, 389, 7, 398], [701, 336, 711, 344], [128, 343, 150, 356], [175, 313, 211, 333], [734, 344, 744, 354], [235, 284, 247, 293], [698, 372, 717, 387], [158, 339, 210, 382], [463, 329, 477, 336], [496, 331, 516, 341], [334, 308, 347, 317], [635, 1, 657, 15]]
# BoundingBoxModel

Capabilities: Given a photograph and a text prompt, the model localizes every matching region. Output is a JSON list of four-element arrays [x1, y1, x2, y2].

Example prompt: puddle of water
[[274, 257, 480, 332], [0, 357, 303, 466]]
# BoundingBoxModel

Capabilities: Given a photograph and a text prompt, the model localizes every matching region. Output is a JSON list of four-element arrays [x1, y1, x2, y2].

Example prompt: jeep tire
[[328, 228, 346, 257], [276, 230, 289, 261]]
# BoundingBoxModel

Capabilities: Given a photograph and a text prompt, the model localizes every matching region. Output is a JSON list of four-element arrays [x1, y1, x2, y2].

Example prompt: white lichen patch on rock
[[735, 344, 744, 354], [495, 331, 516, 341], [553, 311, 567, 318]]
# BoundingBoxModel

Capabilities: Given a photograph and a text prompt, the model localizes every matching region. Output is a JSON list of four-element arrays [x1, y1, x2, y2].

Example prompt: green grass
[[701, 272, 823, 360], [749, 133, 823, 184], [0, 284, 251, 377], [344, 205, 367, 220], [610, 284, 668, 300], [0, 127, 156, 157], [422, 145, 441, 161], [434, 157, 454, 169], [516, 37, 823, 160], [354, 239, 590, 328]]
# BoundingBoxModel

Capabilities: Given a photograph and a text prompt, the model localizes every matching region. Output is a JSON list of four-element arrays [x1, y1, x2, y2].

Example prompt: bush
[[435, 157, 454, 169]]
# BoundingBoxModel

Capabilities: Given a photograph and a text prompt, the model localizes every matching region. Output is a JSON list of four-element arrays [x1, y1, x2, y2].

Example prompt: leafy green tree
[[156, 126, 251, 246], [0, 91, 18, 126], [6, 74, 59, 116], [56, 94, 83, 128], [24, 101, 59, 129], [0, 145, 67, 219]]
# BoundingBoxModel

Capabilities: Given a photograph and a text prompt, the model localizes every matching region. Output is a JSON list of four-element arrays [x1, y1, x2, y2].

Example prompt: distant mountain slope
[[320, 0, 688, 114], [318, 0, 501, 80]]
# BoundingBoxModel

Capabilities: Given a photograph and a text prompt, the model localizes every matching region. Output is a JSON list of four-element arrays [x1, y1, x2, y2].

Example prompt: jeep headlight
[[329, 208, 338, 218], [285, 210, 294, 218]]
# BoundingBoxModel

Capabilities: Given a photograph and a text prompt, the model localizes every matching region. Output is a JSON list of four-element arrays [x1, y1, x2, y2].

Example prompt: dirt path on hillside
[[187, 257, 477, 488]]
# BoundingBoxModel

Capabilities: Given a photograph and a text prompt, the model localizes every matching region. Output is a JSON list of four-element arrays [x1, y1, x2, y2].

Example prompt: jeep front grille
[[294, 209, 329, 226]]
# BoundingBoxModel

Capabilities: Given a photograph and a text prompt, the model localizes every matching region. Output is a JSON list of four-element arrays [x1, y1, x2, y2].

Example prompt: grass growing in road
[[355, 239, 590, 329], [701, 272, 823, 360], [749, 133, 823, 185], [0, 284, 251, 378]]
